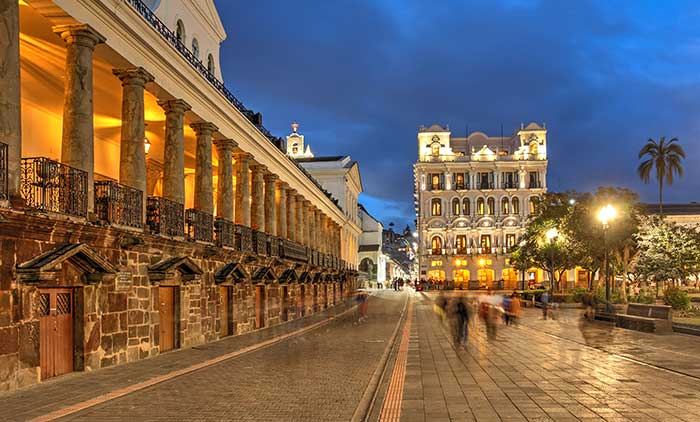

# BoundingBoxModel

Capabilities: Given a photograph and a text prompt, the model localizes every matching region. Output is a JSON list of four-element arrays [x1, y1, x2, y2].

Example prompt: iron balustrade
[[214, 218, 235, 248], [268, 236, 280, 257], [20, 157, 88, 218], [251, 230, 267, 255], [146, 196, 184, 238], [0, 142, 7, 201], [235, 224, 253, 253], [94, 180, 143, 228], [478, 182, 494, 190], [185, 208, 214, 243], [280, 239, 308, 262]]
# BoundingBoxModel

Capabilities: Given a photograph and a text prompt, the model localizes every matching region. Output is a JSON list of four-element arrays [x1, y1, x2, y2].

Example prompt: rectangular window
[[503, 172, 517, 189], [529, 172, 540, 188], [429, 173, 444, 190], [455, 173, 465, 190], [506, 234, 516, 249], [455, 235, 467, 254], [480, 235, 491, 249]]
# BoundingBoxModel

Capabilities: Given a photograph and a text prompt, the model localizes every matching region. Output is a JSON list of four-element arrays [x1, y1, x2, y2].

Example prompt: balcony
[[477, 182, 494, 190], [235, 224, 253, 254], [280, 239, 308, 262], [214, 218, 235, 248], [146, 196, 184, 238], [20, 157, 88, 218], [185, 208, 214, 243], [502, 182, 518, 189], [0, 142, 7, 202], [95, 180, 143, 229], [252, 230, 267, 255], [529, 181, 543, 189]]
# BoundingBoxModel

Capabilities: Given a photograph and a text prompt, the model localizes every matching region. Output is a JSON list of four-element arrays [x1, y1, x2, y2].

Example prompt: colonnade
[[0, 9, 343, 257]]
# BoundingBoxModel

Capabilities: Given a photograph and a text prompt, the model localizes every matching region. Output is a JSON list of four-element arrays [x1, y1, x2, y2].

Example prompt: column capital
[[157, 98, 191, 114], [213, 138, 237, 151], [53, 24, 106, 49], [250, 163, 268, 173], [112, 67, 154, 87], [264, 173, 278, 183], [190, 121, 219, 136], [276, 180, 289, 190], [233, 151, 251, 162]]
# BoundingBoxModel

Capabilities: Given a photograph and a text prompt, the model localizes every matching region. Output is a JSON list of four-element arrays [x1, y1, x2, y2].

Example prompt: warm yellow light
[[545, 227, 558, 242], [144, 138, 151, 154], [478, 258, 486, 266], [597, 204, 617, 226], [19, 0, 29, 6]]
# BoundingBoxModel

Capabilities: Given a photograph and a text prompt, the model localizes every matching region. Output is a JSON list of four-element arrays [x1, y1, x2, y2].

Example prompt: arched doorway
[[453, 269, 470, 289], [477, 269, 495, 289], [502, 269, 517, 290]]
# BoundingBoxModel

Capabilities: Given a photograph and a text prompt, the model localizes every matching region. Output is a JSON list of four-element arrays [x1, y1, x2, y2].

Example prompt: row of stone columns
[[0, 11, 343, 257]]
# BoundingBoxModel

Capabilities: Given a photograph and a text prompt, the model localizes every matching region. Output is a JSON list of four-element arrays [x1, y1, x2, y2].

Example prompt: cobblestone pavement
[[1, 292, 406, 422], [396, 292, 700, 422]]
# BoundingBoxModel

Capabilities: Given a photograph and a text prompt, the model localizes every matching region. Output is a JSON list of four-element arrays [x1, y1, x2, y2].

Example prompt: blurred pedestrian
[[355, 291, 368, 322], [454, 299, 470, 348], [541, 290, 550, 320], [509, 293, 521, 325]]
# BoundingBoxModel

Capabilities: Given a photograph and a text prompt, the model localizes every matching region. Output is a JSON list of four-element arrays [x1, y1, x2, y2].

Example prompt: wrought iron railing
[[280, 239, 308, 262], [20, 157, 87, 218], [268, 236, 280, 257], [235, 224, 253, 253], [146, 196, 184, 237], [214, 218, 235, 248], [185, 208, 213, 243], [252, 230, 267, 255], [95, 180, 143, 228], [0, 142, 7, 202]]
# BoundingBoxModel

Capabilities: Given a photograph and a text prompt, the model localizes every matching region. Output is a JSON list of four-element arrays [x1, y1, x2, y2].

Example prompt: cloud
[[215, 0, 700, 228]]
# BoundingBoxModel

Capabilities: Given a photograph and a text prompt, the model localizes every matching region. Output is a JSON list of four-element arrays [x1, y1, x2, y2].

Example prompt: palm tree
[[637, 137, 685, 216]]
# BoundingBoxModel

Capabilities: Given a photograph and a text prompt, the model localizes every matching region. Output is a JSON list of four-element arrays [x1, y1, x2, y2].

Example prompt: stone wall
[[0, 210, 356, 392]]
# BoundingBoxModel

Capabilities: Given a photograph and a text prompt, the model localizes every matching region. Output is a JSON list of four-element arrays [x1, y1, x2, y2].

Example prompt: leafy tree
[[633, 216, 700, 295], [637, 137, 685, 216]]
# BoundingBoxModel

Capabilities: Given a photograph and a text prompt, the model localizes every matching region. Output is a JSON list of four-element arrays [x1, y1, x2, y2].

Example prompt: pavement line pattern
[[379, 298, 414, 422], [30, 305, 358, 422]]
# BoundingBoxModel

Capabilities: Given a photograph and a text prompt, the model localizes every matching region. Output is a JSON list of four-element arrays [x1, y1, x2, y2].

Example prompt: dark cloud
[[215, 0, 700, 228]]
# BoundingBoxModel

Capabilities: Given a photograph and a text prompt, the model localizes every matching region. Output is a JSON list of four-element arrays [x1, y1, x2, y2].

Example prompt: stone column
[[157, 99, 190, 204], [286, 189, 296, 241], [302, 200, 311, 246], [295, 194, 304, 243], [53, 24, 106, 214], [276, 181, 288, 238], [0, 0, 21, 201], [264, 173, 278, 236], [113, 67, 153, 223], [213, 139, 236, 221], [190, 122, 217, 214], [315, 211, 322, 251], [309, 208, 317, 250], [319, 214, 326, 253], [233, 152, 250, 226], [250, 163, 266, 232]]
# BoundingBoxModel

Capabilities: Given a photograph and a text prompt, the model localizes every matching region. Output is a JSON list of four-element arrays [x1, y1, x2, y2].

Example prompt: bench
[[616, 303, 673, 334]]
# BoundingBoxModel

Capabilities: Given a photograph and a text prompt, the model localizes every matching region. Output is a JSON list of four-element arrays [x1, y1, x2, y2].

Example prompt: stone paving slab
[[53, 291, 406, 421], [0, 295, 386, 422], [399, 292, 700, 422]]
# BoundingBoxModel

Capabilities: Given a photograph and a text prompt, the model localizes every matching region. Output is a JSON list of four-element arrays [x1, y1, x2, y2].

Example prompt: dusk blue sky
[[215, 0, 700, 229]]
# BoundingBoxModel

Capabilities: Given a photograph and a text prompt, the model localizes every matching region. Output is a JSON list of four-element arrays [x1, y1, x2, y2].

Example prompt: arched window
[[207, 54, 215, 74], [430, 141, 440, 157], [529, 141, 539, 155], [291, 142, 299, 155], [452, 198, 460, 216], [455, 235, 467, 254], [191, 38, 200, 59], [477, 198, 485, 215], [529, 196, 539, 214], [431, 236, 443, 255], [462, 198, 470, 215], [176, 19, 186, 44], [501, 197, 510, 214], [512, 197, 520, 215], [487, 197, 495, 215], [431, 198, 442, 216]]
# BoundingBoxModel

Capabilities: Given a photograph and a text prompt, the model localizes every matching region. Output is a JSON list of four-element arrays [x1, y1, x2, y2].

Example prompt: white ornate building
[[414, 123, 548, 289]]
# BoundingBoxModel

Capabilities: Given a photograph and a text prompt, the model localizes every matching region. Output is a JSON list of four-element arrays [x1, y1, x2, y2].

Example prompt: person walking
[[541, 290, 550, 320], [454, 299, 470, 348], [510, 293, 521, 325]]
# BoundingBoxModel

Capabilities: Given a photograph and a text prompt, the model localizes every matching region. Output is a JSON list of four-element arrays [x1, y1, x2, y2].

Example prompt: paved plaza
[[2, 290, 700, 421]]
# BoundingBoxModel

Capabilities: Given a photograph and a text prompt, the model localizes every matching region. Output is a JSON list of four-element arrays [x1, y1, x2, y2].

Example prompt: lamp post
[[597, 204, 617, 313], [545, 227, 558, 293], [519, 240, 526, 290]]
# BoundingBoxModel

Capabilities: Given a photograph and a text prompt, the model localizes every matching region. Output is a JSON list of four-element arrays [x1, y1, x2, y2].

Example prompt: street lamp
[[597, 204, 617, 313], [545, 228, 558, 292]]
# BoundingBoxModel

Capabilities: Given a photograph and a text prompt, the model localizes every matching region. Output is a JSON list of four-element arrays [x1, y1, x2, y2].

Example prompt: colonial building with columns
[[414, 123, 548, 289], [0, 0, 357, 391]]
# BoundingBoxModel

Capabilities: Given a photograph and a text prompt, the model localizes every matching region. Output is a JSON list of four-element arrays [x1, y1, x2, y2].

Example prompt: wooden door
[[39, 288, 74, 380], [280, 286, 289, 321], [255, 285, 266, 329], [299, 285, 306, 317], [159, 286, 175, 352], [220, 286, 234, 337]]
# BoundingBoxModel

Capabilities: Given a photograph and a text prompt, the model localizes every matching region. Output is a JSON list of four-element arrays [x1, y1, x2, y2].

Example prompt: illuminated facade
[[0, 0, 358, 391], [414, 123, 548, 289]]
